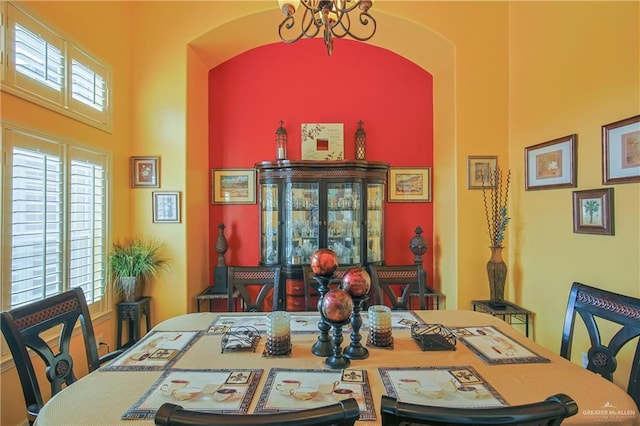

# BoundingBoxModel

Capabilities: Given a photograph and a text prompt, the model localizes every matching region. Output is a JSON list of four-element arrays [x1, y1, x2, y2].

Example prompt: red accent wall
[[209, 38, 434, 285]]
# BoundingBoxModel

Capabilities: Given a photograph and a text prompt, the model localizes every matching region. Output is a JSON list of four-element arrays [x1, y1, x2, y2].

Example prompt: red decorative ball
[[321, 289, 354, 323], [310, 248, 339, 276], [341, 267, 371, 297]]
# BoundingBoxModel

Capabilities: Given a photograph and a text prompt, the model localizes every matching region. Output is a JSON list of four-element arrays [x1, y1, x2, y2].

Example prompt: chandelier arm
[[302, 8, 322, 38], [279, 7, 320, 43], [332, 11, 376, 41], [278, 0, 376, 53]]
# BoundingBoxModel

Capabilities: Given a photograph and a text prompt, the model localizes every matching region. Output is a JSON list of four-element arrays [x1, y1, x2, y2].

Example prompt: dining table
[[34, 309, 639, 425]]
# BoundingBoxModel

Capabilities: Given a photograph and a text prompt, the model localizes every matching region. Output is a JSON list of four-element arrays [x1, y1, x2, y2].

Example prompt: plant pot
[[119, 277, 140, 302], [486, 246, 507, 309]]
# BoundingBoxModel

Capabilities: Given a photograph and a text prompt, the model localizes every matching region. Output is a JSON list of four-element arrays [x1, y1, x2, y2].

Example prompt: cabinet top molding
[[255, 160, 389, 181]]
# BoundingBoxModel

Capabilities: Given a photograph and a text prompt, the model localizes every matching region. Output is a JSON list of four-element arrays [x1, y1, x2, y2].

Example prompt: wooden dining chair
[[227, 266, 282, 312], [560, 281, 640, 409], [380, 394, 578, 425], [368, 264, 434, 310], [0, 287, 123, 425], [302, 265, 351, 311], [154, 397, 360, 426]]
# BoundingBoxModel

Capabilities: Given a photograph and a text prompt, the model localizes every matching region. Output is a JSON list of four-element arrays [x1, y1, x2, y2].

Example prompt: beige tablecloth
[[35, 310, 639, 425]]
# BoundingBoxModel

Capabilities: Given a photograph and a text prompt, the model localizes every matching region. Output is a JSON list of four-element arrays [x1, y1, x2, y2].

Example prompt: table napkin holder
[[411, 323, 456, 351], [221, 326, 261, 353]]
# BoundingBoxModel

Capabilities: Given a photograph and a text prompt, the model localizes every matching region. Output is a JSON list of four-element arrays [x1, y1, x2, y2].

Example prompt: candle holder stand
[[324, 317, 351, 369], [311, 274, 334, 357], [343, 294, 369, 360]]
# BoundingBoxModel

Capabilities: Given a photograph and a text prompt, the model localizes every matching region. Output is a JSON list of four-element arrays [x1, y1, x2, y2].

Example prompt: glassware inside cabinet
[[261, 184, 279, 264], [285, 182, 319, 265], [327, 182, 362, 265], [367, 183, 384, 263]]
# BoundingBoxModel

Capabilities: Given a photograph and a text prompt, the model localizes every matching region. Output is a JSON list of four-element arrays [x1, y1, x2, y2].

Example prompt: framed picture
[[525, 134, 577, 190], [572, 188, 614, 235], [388, 167, 431, 202], [602, 114, 640, 185], [131, 156, 160, 188], [211, 169, 256, 204], [153, 191, 181, 223], [301, 123, 344, 160], [467, 156, 498, 189]]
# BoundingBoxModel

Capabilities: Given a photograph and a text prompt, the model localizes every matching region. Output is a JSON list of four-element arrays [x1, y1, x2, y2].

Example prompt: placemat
[[379, 366, 508, 408], [121, 368, 263, 419], [452, 326, 550, 365], [102, 330, 201, 371], [254, 368, 376, 421], [209, 311, 424, 334]]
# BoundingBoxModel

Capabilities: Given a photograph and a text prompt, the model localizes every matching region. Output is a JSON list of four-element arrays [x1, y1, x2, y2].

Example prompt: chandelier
[[277, 0, 376, 56]]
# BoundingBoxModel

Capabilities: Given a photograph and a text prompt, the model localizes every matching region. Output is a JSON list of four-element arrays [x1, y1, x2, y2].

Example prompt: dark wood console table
[[471, 300, 532, 337]]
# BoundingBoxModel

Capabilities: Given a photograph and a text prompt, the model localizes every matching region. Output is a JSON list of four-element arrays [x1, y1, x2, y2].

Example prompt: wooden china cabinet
[[255, 160, 389, 311]]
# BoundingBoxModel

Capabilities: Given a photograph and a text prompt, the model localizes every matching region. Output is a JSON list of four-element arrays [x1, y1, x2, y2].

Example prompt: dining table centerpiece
[[108, 236, 170, 302], [309, 248, 339, 357], [482, 166, 511, 309]]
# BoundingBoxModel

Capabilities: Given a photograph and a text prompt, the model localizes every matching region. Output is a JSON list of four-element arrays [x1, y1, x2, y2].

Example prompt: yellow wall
[[508, 0, 640, 387], [0, 2, 134, 425], [1, 1, 638, 425]]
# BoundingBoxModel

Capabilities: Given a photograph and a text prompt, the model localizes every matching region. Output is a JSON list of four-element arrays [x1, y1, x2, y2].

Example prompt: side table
[[471, 300, 532, 337], [116, 297, 151, 349]]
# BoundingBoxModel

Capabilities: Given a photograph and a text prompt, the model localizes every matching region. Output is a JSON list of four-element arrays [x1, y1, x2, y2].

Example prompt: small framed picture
[[388, 167, 431, 202], [467, 156, 498, 189], [131, 156, 160, 188], [525, 134, 577, 190], [301, 123, 345, 161], [211, 169, 256, 204], [572, 188, 614, 235], [602, 114, 640, 185], [153, 191, 181, 223]]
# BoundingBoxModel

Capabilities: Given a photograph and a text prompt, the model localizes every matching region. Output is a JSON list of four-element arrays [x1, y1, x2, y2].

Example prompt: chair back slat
[[0, 288, 101, 424], [560, 282, 640, 409], [227, 266, 282, 312], [380, 394, 578, 425], [368, 265, 423, 310], [155, 397, 360, 426]]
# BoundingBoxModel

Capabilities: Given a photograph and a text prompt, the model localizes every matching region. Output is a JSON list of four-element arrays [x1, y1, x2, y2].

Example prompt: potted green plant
[[108, 236, 170, 301]]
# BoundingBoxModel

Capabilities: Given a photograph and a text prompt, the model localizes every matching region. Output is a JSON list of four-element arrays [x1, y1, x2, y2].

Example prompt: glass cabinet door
[[327, 182, 362, 265], [260, 183, 280, 265], [366, 183, 384, 263], [285, 182, 320, 265]]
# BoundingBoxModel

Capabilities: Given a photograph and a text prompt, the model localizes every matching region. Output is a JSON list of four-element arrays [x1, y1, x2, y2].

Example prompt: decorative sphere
[[310, 248, 339, 276], [321, 289, 354, 323], [341, 267, 371, 297]]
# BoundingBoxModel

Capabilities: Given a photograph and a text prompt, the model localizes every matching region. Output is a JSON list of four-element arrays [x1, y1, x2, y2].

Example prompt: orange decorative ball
[[321, 289, 354, 323], [341, 267, 371, 297], [310, 248, 339, 276]]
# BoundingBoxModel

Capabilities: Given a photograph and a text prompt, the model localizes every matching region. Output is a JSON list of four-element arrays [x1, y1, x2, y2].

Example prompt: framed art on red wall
[[388, 167, 431, 202], [211, 169, 256, 204]]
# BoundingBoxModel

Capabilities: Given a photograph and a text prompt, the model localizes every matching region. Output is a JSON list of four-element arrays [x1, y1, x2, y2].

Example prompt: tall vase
[[486, 246, 507, 309]]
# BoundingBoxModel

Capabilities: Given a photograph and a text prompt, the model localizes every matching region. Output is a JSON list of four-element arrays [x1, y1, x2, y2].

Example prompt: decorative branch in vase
[[482, 166, 511, 309]]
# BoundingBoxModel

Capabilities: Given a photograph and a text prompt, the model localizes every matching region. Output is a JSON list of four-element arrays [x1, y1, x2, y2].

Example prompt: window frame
[[1, 1, 113, 133], [1, 120, 112, 318]]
